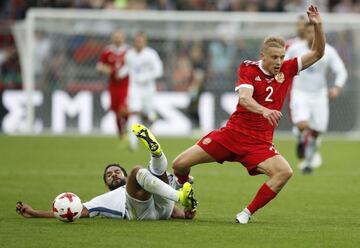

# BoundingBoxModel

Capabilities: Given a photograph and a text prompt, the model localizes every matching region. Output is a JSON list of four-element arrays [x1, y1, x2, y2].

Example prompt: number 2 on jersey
[[265, 86, 273, 102]]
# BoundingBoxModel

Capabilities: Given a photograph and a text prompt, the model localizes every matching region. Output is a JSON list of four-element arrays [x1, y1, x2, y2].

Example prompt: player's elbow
[[155, 67, 163, 79], [239, 95, 250, 107], [315, 48, 325, 60]]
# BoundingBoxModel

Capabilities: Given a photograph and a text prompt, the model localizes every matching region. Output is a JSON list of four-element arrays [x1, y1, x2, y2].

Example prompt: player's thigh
[[141, 92, 156, 121], [290, 90, 311, 124], [309, 97, 329, 133], [256, 155, 293, 177], [127, 87, 142, 113], [173, 144, 216, 170], [125, 193, 158, 220]]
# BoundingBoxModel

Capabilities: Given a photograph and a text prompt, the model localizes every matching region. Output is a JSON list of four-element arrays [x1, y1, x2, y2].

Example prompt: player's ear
[[260, 51, 265, 60]]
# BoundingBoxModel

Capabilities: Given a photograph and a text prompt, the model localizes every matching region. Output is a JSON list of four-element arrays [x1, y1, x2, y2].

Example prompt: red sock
[[247, 183, 277, 214], [116, 116, 127, 137], [174, 171, 189, 184]]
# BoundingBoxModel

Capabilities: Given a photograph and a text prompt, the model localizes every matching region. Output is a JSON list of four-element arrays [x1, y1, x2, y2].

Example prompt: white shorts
[[289, 90, 329, 132], [125, 192, 174, 220], [128, 84, 156, 114]]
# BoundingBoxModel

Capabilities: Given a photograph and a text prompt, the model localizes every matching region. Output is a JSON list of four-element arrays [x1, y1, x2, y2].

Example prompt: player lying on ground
[[172, 5, 325, 224], [16, 124, 197, 220]]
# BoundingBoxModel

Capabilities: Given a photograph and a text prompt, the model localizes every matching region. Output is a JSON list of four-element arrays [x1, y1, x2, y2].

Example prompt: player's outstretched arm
[[16, 202, 54, 218], [16, 201, 89, 218], [238, 88, 282, 126], [301, 5, 326, 70]]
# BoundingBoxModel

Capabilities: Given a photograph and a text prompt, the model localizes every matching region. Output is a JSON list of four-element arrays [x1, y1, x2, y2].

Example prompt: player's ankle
[[151, 151, 163, 157], [175, 173, 189, 185], [244, 208, 251, 216]]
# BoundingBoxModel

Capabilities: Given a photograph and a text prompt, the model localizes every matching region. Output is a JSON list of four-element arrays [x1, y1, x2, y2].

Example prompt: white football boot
[[310, 152, 322, 169], [235, 208, 251, 224]]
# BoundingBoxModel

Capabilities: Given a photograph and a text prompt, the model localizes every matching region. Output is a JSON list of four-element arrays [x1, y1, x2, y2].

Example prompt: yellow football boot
[[178, 182, 198, 210], [131, 123, 162, 155]]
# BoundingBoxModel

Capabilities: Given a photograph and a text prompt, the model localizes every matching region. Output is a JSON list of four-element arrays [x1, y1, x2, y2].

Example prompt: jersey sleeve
[[285, 44, 295, 60], [327, 46, 348, 88], [235, 63, 254, 92], [286, 57, 302, 77]]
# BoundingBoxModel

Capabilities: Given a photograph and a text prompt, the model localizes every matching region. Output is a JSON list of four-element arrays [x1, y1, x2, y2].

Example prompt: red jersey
[[99, 44, 129, 86], [226, 58, 301, 143]]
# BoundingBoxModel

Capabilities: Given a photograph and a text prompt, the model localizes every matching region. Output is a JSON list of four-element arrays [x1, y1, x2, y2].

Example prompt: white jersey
[[286, 40, 348, 95], [83, 185, 126, 219], [120, 46, 163, 90]]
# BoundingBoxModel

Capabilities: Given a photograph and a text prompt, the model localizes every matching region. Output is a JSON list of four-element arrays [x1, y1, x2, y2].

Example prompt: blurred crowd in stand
[[0, 0, 357, 127]]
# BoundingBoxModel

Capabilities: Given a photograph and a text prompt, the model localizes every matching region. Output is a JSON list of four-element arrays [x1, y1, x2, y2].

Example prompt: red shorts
[[109, 80, 129, 113], [197, 127, 279, 175]]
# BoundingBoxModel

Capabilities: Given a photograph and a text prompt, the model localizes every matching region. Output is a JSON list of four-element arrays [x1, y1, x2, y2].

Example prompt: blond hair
[[262, 37, 285, 52]]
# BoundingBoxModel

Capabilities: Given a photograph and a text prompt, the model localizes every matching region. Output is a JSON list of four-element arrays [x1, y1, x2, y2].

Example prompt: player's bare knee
[[280, 167, 293, 181], [296, 122, 309, 131], [172, 156, 186, 171], [134, 168, 149, 185], [130, 166, 143, 177]]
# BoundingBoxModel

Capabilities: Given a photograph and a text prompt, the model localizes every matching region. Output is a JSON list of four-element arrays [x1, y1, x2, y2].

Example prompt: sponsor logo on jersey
[[255, 76, 262, 81], [275, 72, 285, 83]]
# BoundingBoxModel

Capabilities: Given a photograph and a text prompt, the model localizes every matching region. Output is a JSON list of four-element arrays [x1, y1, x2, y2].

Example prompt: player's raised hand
[[307, 5, 321, 25], [262, 108, 282, 126]]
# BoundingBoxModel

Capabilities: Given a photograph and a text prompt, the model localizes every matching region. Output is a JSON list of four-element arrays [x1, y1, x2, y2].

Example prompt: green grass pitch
[[0, 135, 359, 248]]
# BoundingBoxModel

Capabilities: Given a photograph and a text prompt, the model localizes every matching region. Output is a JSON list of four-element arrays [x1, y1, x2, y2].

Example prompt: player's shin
[[304, 135, 318, 167], [149, 153, 167, 176], [116, 116, 127, 137], [172, 159, 190, 185], [246, 183, 277, 215], [173, 171, 190, 185], [136, 168, 179, 202]]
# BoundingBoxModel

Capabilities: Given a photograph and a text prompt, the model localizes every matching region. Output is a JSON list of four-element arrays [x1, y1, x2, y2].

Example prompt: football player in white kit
[[286, 22, 348, 173], [16, 125, 197, 220], [119, 31, 163, 151]]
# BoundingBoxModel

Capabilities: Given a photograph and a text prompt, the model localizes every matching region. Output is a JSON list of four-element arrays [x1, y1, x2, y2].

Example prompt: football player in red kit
[[97, 29, 130, 140], [172, 5, 325, 224]]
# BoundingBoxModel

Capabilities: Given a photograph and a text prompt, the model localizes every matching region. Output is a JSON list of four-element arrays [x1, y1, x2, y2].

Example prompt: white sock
[[305, 136, 317, 166], [149, 153, 167, 176], [127, 115, 140, 150], [136, 168, 179, 202], [244, 208, 251, 216]]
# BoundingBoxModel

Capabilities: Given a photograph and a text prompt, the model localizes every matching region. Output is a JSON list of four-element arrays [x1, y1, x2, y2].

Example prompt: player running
[[16, 124, 197, 220], [172, 5, 325, 224], [96, 29, 130, 142], [118, 31, 163, 151], [286, 22, 348, 173]]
